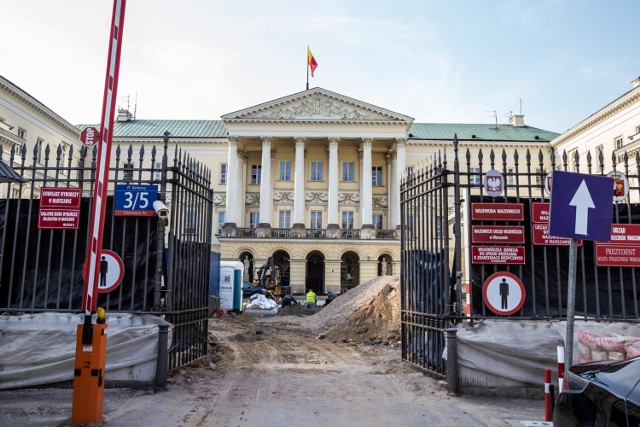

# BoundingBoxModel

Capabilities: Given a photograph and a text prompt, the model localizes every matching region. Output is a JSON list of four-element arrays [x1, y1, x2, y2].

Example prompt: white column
[[388, 151, 395, 229], [328, 137, 339, 226], [259, 136, 273, 226], [393, 138, 406, 229], [294, 137, 306, 226], [361, 138, 373, 227], [238, 151, 247, 227], [224, 137, 239, 225]]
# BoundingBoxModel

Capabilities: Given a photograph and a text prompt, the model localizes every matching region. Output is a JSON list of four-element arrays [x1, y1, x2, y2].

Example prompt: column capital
[[395, 137, 407, 147], [361, 137, 373, 149], [294, 136, 306, 147], [328, 137, 339, 149], [228, 136, 239, 147], [261, 136, 272, 146]]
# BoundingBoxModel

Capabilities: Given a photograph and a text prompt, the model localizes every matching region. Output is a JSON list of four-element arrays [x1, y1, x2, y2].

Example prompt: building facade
[[103, 88, 558, 294], [0, 75, 82, 198]]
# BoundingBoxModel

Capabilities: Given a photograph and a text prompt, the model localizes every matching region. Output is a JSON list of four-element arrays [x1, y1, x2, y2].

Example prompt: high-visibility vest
[[306, 291, 316, 303]]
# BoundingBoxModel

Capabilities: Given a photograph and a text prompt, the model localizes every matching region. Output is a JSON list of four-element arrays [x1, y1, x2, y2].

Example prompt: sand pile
[[268, 276, 400, 344]]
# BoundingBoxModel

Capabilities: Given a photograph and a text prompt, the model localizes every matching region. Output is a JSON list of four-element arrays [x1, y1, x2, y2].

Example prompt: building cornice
[[551, 90, 640, 148], [0, 78, 79, 137]]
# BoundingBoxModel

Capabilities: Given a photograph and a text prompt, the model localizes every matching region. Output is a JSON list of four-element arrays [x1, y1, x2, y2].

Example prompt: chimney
[[632, 77, 640, 89], [509, 114, 525, 127], [117, 109, 133, 122]]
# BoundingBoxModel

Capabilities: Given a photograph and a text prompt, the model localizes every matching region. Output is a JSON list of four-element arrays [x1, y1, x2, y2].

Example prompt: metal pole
[[446, 328, 459, 395], [155, 324, 169, 386], [154, 132, 169, 309], [564, 238, 578, 372]]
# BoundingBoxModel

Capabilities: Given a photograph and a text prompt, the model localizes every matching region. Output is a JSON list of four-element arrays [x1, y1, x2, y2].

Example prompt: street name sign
[[549, 171, 613, 242]]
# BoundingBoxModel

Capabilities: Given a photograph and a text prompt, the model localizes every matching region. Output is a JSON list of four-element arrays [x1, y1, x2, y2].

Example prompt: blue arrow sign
[[549, 171, 613, 241]]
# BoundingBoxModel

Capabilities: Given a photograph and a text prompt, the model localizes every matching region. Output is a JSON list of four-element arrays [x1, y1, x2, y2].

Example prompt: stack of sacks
[[246, 294, 277, 310], [578, 329, 640, 363]]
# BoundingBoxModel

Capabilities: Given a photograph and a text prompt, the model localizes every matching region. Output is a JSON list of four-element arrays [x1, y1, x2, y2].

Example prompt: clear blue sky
[[2, 0, 639, 133]]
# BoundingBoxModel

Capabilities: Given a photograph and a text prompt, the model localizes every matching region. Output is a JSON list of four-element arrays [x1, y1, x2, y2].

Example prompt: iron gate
[[0, 132, 213, 371], [401, 136, 640, 377]]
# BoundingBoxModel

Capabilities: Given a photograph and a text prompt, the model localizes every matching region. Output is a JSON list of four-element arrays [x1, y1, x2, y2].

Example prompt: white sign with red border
[[83, 249, 125, 294], [482, 271, 526, 316]]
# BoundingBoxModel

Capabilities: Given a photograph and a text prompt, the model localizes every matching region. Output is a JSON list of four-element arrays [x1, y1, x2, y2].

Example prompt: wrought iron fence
[[0, 133, 213, 372], [401, 135, 640, 377]]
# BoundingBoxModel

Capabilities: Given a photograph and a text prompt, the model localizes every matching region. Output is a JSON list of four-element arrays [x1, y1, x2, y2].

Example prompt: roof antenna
[[133, 92, 138, 120], [486, 110, 498, 129]]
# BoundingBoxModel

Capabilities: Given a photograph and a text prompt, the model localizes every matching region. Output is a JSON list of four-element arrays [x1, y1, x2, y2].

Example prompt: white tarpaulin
[[0, 312, 171, 390]]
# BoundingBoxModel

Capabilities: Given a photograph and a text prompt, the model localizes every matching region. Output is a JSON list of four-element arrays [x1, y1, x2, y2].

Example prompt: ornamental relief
[[245, 193, 260, 206], [213, 193, 226, 206], [273, 191, 294, 205], [338, 191, 359, 205], [372, 196, 388, 209], [305, 191, 328, 204], [248, 96, 383, 121]]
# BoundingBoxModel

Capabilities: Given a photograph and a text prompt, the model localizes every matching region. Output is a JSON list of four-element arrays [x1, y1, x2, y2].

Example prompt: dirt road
[[0, 313, 547, 427]]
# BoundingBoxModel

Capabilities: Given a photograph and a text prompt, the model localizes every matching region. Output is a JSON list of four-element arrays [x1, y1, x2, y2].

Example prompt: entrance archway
[[341, 251, 360, 289], [272, 250, 290, 288], [306, 251, 324, 294]]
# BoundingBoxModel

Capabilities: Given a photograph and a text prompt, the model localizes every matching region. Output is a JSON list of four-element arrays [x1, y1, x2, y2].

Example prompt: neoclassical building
[[101, 87, 558, 294]]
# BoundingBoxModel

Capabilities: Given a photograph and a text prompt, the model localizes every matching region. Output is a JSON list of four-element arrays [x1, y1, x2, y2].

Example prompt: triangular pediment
[[222, 88, 413, 124]]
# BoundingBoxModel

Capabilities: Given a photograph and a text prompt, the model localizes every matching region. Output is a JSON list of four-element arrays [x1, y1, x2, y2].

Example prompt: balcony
[[226, 228, 398, 240]]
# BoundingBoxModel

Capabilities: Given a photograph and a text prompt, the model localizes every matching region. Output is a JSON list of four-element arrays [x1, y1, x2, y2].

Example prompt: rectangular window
[[123, 162, 134, 181], [279, 210, 291, 228], [469, 167, 481, 186], [615, 136, 624, 150], [406, 166, 414, 182], [507, 168, 514, 185], [251, 165, 261, 185], [249, 212, 260, 229], [17, 128, 26, 139], [279, 160, 291, 181], [435, 215, 444, 238], [185, 211, 197, 234], [341, 211, 354, 229], [372, 166, 383, 186], [217, 211, 225, 234], [342, 161, 354, 182], [310, 161, 323, 181], [535, 168, 545, 185], [220, 163, 227, 184], [596, 145, 604, 163], [36, 138, 44, 163], [154, 162, 163, 181], [310, 210, 323, 229], [373, 214, 383, 230]]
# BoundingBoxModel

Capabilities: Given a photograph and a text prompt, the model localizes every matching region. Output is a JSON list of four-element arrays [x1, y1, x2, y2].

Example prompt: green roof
[[77, 120, 559, 142], [77, 119, 227, 139], [409, 123, 560, 142]]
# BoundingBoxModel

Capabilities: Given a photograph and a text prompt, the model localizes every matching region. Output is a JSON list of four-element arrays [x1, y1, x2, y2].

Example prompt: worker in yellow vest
[[305, 289, 317, 308]]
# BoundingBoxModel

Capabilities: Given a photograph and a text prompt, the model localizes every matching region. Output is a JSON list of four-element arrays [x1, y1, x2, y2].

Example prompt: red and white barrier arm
[[82, 0, 127, 316]]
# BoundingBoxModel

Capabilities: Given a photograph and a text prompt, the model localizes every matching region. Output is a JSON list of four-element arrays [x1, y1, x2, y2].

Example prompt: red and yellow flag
[[307, 47, 318, 77]]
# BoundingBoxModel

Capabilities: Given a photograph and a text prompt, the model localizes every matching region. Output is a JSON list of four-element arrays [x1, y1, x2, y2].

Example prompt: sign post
[[549, 171, 613, 372], [72, 0, 127, 424]]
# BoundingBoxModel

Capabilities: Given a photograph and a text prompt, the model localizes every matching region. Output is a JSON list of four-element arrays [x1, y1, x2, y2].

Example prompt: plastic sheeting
[[0, 312, 171, 390], [454, 319, 640, 387]]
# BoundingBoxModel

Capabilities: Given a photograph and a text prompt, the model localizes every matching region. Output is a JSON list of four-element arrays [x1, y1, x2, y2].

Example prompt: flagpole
[[306, 45, 309, 90]]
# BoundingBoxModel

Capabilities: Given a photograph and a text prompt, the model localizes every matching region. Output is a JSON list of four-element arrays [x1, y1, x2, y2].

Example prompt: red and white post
[[72, 0, 127, 424], [544, 368, 552, 421], [557, 345, 565, 391]]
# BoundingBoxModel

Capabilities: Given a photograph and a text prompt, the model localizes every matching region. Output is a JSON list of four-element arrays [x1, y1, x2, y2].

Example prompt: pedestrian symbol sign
[[83, 249, 124, 294], [482, 272, 526, 316]]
